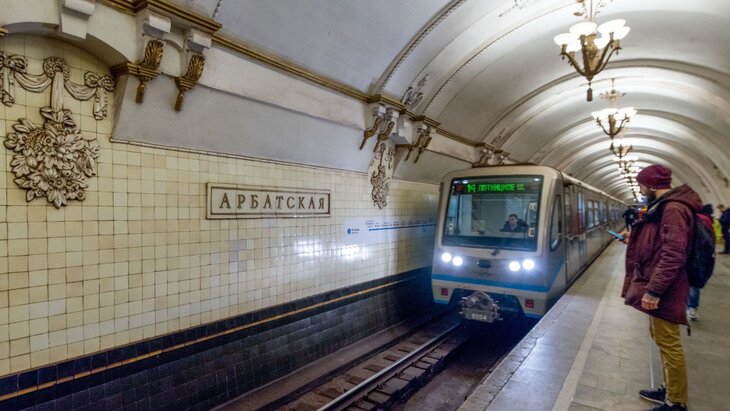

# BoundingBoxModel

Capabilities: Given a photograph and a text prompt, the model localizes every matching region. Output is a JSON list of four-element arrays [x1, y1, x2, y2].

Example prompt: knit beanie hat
[[636, 164, 672, 189]]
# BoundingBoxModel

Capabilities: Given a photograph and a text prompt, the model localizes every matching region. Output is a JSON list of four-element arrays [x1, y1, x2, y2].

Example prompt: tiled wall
[[0, 35, 438, 376]]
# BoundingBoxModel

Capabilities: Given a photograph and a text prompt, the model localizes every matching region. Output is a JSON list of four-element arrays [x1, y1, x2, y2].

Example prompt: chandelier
[[593, 107, 636, 154], [615, 155, 641, 200], [591, 79, 636, 157], [553, 4, 630, 101]]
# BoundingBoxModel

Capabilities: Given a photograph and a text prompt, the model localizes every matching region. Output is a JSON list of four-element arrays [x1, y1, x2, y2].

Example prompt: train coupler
[[459, 291, 500, 322]]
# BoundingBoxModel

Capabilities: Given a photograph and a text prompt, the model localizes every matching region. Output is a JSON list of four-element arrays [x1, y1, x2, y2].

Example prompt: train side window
[[591, 201, 597, 227], [550, 196, 562, 251], [577, 192, 584, 230], [564, 191, 572, 233], [586, 200, 591, 227]]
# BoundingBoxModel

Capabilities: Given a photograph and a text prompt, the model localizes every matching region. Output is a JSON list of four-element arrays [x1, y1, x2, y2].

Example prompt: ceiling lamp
[[614, 154, 641, 200], [593, 106, 636, 155], [553, 13, 629, 101], [592, 79, 636, 157]]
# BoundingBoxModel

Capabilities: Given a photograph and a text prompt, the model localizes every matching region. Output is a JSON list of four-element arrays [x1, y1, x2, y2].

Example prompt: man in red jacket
[[620, 164, 700, 411]]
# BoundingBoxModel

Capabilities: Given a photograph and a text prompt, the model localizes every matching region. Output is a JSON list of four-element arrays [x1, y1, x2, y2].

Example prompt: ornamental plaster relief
[[0, 50, 114, 207]]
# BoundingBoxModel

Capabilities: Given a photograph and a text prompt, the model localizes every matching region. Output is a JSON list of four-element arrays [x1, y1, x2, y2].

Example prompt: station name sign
[[207, 184, 330, 219]]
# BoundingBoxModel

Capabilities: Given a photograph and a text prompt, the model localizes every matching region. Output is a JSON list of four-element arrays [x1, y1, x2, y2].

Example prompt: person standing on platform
[[623, 205, 637, 230], [719, 204, 730, 254], [619, 164, 699, 411]]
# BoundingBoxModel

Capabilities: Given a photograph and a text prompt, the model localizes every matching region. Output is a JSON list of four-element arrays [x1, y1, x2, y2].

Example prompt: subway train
[[431, 165, 625, 321]]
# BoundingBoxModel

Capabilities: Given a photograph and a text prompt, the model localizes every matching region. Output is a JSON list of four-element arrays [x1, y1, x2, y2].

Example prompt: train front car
[[432, 166, 566, 322]]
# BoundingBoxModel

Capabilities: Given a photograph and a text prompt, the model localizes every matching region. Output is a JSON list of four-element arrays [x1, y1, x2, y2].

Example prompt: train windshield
[[442, 175, 542, 251]]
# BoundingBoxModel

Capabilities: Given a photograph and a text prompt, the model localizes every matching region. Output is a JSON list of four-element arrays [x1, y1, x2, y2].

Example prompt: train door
[[564, 186, 581, 281], [577, 189, 589, 267]]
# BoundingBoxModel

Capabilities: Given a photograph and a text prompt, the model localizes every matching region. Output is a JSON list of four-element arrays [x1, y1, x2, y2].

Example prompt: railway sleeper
[[365, 390, 393, 407], [376, 377, 410, 395], [347, 398, 378, 410], [398, 366, 428, 383]]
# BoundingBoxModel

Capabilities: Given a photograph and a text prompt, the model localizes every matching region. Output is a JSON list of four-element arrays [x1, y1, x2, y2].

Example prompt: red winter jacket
[[622, 185, 702, 325]]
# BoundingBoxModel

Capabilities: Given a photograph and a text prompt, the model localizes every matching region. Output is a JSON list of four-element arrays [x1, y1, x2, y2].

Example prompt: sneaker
[[648, 402, 687, 411], [640, 386, 666, 404], [687, 308, 699, 321]]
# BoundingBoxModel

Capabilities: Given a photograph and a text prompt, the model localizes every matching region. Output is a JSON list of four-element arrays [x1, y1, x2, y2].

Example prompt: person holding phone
[[619, 164, 701, 411]]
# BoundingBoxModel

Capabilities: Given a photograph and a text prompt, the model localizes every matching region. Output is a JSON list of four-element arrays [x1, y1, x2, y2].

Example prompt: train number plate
[[464, 310, 497, 322]]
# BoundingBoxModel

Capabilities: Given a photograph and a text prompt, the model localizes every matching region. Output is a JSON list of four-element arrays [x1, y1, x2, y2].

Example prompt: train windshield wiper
[[490, 230, 520, 256]]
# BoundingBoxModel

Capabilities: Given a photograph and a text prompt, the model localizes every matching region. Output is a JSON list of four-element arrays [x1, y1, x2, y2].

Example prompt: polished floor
[[460, 242, 730, 411]]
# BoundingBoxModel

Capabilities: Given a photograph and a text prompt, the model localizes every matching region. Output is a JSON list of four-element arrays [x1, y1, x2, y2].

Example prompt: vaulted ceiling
[[181, 0, 730, 204]]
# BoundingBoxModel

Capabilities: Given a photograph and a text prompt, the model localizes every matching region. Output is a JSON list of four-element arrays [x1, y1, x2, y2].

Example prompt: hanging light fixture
[[593, 106, 636, 154], [553, 1, 630, 101], [614, 155, 641, 200], [591, 79, 637, 157]]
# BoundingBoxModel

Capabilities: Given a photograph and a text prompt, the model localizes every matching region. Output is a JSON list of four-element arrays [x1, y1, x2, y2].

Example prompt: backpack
[[687, 214, 716, 288], [659, 201, 716, 288]]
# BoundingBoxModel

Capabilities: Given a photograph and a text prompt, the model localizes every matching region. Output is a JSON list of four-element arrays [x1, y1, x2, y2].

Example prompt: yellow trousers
[[650, 316, 688, 404]]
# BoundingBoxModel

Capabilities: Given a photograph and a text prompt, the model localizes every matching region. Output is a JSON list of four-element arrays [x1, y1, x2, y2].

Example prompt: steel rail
[[318, 321, 462, 411]]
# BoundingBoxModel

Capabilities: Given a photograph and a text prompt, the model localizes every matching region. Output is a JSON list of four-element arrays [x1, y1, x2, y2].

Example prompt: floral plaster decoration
[[0, 53, 114, 208]]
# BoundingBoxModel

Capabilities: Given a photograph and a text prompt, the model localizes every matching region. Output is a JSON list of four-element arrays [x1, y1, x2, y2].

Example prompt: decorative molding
[[494, 149, 509, 165], [573, 0, 614, 20], [0, 53, 114, 208], [370, 143, 396, 209], [436, 126, 479, 146], [111, 39, 164, 103], [58, 0, 97, 40], [174, 52, 205, 111], [372, 0, 467, 94], [213, 0, 224, 19], [97, 0, 222, 34], [490, 127, 509, 148], [96, 0, 135, 14], [360, 104, 397, 151], [135, 38, 164, 100], [473, 144, 494, 167], [396, 123, 432, 164], [499, 0, 538, 17], [472, 145, 509, 167], [401, 74, 428, 110]]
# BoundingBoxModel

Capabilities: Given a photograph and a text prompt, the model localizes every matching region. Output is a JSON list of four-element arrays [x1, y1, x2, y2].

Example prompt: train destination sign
[[453, 182, 534, 194], [207, 184, 330, 219]]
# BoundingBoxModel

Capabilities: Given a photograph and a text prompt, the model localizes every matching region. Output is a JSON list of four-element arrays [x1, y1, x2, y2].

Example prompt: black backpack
[[659, 201, 716, 288], [686, 214, 716, 288]]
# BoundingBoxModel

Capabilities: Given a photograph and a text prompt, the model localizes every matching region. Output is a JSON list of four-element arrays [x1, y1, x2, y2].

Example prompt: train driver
[[501, 214, 528, 232]]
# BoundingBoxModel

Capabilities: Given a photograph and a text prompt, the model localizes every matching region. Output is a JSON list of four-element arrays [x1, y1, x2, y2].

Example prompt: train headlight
[[508, 261, 521, 272], [522, 259, 535, 270], [452, 256, 464, 266], [441, 252, 452, 263]]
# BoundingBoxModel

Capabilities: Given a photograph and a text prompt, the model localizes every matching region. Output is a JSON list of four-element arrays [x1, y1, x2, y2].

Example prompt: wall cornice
[[98, 0, 221, 33]]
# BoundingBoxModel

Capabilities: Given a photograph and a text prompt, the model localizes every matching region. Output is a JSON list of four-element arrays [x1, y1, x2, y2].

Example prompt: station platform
[[460, 242, 730, 411]]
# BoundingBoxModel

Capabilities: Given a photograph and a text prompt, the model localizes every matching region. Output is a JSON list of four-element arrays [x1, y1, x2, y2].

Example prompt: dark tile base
[[3, 268, 433, 411]]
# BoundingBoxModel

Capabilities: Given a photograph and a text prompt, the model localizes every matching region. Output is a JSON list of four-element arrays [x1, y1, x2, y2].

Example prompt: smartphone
[[606, 229, 625, 241]]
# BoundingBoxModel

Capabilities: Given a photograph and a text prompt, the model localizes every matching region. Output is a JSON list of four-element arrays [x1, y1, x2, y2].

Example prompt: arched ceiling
[[204, 0, 730, 203]]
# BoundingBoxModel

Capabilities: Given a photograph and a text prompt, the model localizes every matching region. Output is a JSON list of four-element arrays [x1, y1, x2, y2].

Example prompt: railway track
[[279, 313, 467, 411]]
